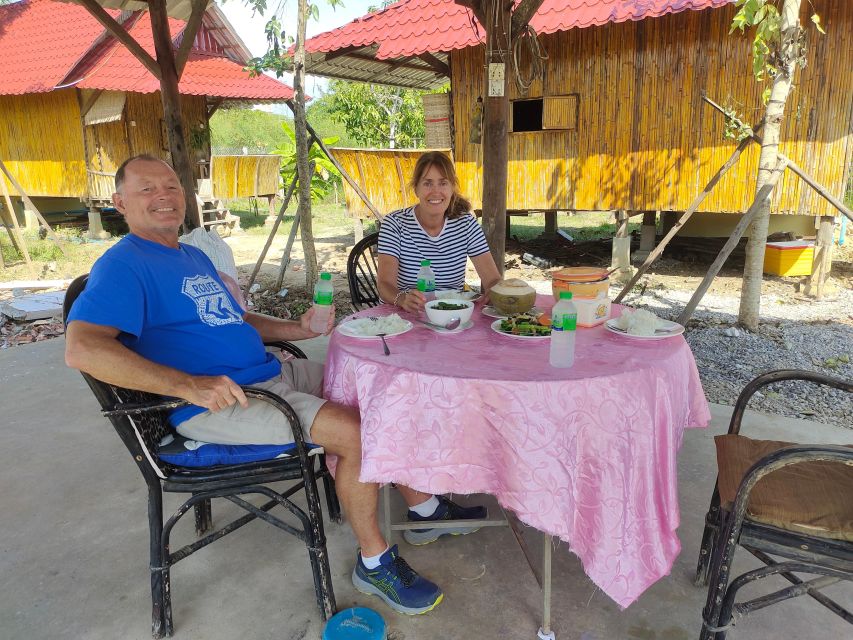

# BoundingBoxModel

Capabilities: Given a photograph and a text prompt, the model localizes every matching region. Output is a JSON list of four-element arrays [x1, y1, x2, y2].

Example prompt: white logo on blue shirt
[[181, 274, 243, 327]]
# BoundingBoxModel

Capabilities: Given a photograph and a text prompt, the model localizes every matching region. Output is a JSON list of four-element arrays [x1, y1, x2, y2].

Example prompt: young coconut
[[490, 278, 536, 315]]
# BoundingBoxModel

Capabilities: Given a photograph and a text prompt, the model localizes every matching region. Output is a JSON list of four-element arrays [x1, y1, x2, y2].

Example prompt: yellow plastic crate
[[763, 241, 814, 277]]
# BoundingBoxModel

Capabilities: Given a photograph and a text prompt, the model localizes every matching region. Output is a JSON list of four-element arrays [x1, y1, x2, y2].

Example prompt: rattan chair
[[64, 275, 341, 638], [346, 231, 381, 311], [695, 369, 853, 639]]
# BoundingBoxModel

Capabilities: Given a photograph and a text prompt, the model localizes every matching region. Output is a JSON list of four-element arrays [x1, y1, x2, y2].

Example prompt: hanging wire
[[512, 25, 548, 94]]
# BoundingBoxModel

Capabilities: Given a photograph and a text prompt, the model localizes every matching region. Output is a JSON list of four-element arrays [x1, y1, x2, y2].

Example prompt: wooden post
[[0, 178, 28, 263], [804, 216, 835, 299], [543, 210, 558, 237], [353, 217, 364, 243], [480, 0, 511, 274], [635, 211, 657, 263], [676, 157, 788, 326], [611, 209, 632, 284], [614, 133, 755, 303], [148, 0, 201, 230]]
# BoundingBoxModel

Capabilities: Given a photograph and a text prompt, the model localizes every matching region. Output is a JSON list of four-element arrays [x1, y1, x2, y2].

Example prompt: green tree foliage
[[275, 120, 341, 201], [209, 108, 294, 154], [306, 93, 359, 147], [325, 79, 426, 149]]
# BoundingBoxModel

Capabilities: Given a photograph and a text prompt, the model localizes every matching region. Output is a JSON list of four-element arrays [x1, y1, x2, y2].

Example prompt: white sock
[[361, 547, 389, 570], [409, 495, 440, 517]]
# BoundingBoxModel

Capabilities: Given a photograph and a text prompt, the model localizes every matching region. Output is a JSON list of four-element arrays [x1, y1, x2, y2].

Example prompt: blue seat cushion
[[157, 433, 321, 468]]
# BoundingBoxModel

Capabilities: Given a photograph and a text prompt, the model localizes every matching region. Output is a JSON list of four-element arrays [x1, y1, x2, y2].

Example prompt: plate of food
[[337, 314, 413, 339], [605, 308, 684, 340], [490, 312, 552, 339]]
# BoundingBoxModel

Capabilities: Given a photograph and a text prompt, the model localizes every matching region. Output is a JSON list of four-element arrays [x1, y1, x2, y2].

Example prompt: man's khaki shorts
[[176, 359, 327, 445]]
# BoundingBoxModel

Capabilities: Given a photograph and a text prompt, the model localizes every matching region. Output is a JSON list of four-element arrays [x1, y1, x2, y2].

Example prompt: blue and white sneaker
[[352, 545, 443, 615], [403, 496, 488, 546]]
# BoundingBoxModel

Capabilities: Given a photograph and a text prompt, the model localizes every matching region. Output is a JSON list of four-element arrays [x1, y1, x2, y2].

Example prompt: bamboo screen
[[452, 0, 852, 215], [211, 155, 281, 199], [0, 89, 87, 198], [331, 148, 443, 218]]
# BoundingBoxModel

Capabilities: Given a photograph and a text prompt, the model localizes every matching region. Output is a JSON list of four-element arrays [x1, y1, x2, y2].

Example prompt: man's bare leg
[[396, 485, 432, 507], [309, 402, 386, 557]]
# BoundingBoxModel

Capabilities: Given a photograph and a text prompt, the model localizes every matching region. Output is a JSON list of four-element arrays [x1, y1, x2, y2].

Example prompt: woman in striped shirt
[[377, 151, 501, 313]]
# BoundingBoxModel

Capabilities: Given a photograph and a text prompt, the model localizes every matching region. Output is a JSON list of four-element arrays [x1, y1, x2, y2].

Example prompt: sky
[[218, 0, 377, 98]]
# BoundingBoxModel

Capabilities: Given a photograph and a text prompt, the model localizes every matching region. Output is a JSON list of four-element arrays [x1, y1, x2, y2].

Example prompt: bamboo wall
[[451, 0, 853, 216], [0, 89, 88, 198], [333, 148, 444, 218], [83, 91, 208, 200], [211, 155, 281, 199]]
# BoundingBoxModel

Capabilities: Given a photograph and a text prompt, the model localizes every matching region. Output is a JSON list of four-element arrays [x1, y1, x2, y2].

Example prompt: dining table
[[323, 294, 710, 636]]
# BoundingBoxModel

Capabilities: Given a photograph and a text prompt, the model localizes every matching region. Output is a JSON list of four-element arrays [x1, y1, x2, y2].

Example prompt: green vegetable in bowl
[[432, 302, 469, 311], [499, 312, 552, 336]]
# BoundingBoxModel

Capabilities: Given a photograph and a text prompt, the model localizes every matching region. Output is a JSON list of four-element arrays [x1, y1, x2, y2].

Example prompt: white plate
[[604, 318, 684, 340], [490, 319, 551, 340], [423, 319, 474, 334], [435, 289, 481, 302], [337, 318, 413, 339], [482, 305, 543, 319]]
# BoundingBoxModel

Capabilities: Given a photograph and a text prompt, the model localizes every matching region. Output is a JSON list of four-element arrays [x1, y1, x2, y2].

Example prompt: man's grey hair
[[114, 154, 173, 193]]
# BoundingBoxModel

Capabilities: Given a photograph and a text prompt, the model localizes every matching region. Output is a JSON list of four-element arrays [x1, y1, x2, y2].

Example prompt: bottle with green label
[[416, 259, 436, 301], [309, 272, 333, 333], [549, 291, 577, 368]]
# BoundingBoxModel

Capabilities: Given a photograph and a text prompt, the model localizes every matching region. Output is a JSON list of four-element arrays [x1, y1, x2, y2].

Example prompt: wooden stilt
[[0, 159, 66, 256], [635, 210, 657, 262], [276, 206, 302, 292], [353, 216, 364, 243], [804, 215, 835, 299], [0, 172, 31, 264], [675, 157, 788, 326], [544, 210, 557, 237]]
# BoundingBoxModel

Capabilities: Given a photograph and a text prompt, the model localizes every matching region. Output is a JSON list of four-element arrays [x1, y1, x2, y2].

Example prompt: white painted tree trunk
[[294, 0, 317, 287], [738, 0, 802, 329]]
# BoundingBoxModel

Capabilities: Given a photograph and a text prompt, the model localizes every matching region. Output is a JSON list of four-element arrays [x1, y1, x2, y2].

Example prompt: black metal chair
[[695, 369, 853, 639], [64, 275, 341, 638], [346, 231, 381, 310]]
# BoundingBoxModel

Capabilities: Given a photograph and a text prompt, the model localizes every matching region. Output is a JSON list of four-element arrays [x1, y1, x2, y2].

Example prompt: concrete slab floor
[[1, 338, 850, 640]]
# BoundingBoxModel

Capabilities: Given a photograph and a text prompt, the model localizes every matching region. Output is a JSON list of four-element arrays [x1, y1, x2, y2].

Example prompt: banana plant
[[274, 120, 341, 202]]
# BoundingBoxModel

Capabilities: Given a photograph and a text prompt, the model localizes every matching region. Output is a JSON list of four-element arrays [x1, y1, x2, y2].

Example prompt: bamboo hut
[[0, 0, 294, 232], [303, 0, 852, 237]]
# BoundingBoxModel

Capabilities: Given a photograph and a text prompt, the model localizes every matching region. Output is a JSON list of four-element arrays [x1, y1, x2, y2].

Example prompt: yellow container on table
[[763, 241, 814, 277]]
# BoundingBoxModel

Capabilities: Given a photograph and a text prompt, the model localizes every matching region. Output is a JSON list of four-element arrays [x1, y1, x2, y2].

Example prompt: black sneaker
[[351, 545, 443, 615], [403, 496, 488, 545]]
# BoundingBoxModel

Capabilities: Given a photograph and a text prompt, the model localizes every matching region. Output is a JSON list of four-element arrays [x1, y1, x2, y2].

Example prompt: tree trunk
[[481, 0, 511, 274], [738, 0, 802, 329], [293, 0, 317, 288]]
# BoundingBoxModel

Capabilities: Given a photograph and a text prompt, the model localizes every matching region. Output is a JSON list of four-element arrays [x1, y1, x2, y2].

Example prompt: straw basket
[[422, 93, 452, 149]]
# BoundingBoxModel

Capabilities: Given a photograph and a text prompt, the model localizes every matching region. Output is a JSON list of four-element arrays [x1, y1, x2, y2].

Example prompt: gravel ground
[[616, 282, 853, 430]]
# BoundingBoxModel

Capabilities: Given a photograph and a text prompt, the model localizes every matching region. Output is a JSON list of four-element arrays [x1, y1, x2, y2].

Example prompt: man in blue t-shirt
[[65, 155, 473, 617]]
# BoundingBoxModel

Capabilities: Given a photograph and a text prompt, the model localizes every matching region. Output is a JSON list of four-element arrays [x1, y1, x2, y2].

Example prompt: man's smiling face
[[113, 158, 185, 246]]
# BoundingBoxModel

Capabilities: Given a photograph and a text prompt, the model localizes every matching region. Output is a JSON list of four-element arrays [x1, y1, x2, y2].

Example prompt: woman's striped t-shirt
[[377, 206, 491, 291]]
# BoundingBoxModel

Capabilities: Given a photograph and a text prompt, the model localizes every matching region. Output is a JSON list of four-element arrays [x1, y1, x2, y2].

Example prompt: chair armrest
[[265, 340, 308, 360], [728, 444, 853, 532], [728, 370, 853, 435], [103, 397, 188, 417]]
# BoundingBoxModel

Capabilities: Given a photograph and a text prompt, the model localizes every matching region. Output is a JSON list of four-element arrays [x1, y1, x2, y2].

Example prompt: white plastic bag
[[179, 228, 246, 311]]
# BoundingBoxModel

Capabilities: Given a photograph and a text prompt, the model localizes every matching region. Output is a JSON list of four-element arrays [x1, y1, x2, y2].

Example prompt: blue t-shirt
[[68, 234, 281, 425]]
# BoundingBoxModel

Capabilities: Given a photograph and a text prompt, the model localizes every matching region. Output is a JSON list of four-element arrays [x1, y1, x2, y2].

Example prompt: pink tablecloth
[[323, 295, 710, 608]]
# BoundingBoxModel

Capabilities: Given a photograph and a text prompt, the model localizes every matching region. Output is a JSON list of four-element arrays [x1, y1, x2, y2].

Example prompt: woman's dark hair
[[409, 151, 472, 220]]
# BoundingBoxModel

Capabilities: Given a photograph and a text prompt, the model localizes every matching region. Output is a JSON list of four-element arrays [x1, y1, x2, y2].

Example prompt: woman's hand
[[399, 290, 426, 313]]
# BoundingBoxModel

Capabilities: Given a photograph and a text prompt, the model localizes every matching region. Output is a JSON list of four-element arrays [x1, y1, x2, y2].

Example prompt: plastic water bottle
[[309, 272, 333, 333], [416, 260, 436, 301], [549, 291, 577, 368]]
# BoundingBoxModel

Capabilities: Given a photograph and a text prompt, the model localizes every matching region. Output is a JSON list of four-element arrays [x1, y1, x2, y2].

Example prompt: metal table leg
[[537, 533, 556, 640]]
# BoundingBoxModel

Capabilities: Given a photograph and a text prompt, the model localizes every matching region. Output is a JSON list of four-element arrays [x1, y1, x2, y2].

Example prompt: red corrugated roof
[[0, 0, 116, 94], [306, 0, 733, 59], [0, 0, 294, 100]]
